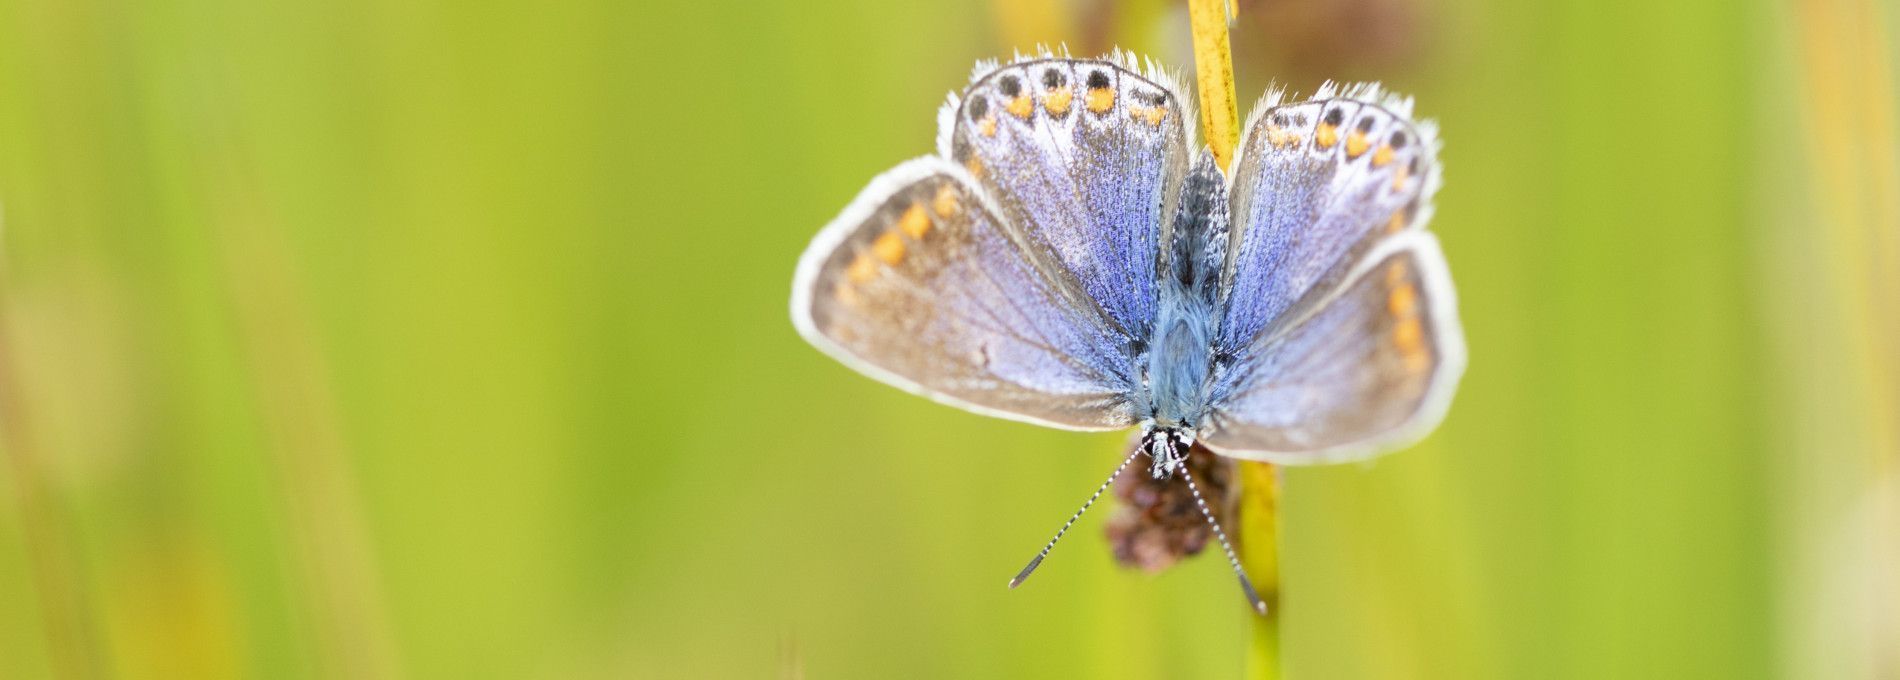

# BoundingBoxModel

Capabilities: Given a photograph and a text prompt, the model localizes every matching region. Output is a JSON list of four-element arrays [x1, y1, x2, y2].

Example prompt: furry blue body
[[1142, 152, 1227, 432]]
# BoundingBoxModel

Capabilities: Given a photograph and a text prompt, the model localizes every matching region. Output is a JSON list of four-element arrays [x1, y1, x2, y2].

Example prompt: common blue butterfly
[[790, 51, 1465, 613]]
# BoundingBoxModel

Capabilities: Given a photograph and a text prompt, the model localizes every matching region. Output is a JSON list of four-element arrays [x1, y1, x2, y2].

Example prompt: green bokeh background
[[1, 0, 1894, 678]]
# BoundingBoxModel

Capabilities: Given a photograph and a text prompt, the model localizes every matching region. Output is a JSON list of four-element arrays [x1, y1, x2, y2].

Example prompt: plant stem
[[1187, 0, 1241, 171], [1185, 2, 1283, 675], [1238, 461, 1282, 680]]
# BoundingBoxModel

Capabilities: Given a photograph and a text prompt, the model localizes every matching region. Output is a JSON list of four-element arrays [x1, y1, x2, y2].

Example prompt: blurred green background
[[0, 0, 1895, 678]]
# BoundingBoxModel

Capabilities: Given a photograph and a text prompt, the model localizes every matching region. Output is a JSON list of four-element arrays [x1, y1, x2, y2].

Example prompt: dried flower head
[[1105, 435, 1237, 572]]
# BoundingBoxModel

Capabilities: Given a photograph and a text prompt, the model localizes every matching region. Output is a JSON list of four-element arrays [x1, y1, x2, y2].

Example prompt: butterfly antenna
[[1175, 457, 1269, 616], [1008, 447, 1144, 589]]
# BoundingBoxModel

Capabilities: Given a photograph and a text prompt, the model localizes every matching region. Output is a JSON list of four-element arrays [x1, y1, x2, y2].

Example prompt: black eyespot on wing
[[1391, 131, 1408, 149], [999, 74, 1023, 97], [1356, 115, 1376, 133], [967, 95, 990, 119], [1042, 68, 1066, 89], [1323, 107, 1344, 126], [1271, 112, 1289, 127], [1086, 70, 1111, 89], [1135, 90, 1167, 107]]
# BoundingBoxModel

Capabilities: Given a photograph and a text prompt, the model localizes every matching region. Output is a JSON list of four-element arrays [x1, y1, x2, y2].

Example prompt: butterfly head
[[1140, 427, 1195, 479]]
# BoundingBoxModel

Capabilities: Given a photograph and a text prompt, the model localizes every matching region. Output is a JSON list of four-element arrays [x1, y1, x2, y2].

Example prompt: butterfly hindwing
[[791, 157, 1140, 431], [944, 54, 1194, 340], [1202, 232, 1464, 461]]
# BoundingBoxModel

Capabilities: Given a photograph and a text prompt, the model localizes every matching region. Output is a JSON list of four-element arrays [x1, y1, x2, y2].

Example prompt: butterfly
[[790, 51, 1465, 614]]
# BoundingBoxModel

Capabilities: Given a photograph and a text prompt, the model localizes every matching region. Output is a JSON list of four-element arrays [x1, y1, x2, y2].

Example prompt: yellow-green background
[[0, 0, 1894, 678]]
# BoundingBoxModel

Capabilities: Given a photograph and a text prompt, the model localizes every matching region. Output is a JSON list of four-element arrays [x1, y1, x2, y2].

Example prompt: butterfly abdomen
[[1166, 151, 1230, 301]]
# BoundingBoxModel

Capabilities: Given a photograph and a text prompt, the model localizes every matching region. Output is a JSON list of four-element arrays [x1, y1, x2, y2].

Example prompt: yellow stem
[[1188, 0, 1241, 170], [1178, 5, 1284, 676], [1239, 461, 1282, 680], [1186, 2, 1283, 676]]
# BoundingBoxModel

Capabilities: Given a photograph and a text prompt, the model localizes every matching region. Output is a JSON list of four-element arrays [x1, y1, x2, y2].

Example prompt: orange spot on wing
[[897, 203, 931, 239], [1006, 94, 1034, 120], [1388, 262, 1428, 372], [872, 230, 906, 265], [1345, 130, 1370, 158], [931, 185, 960, 218], [1086, 87, 1115, 113], [964, 155, 984, 178], [1388, 283, 1418, 317], [1044, 86, 1073, 115], [1386, 210, 1407, 234], [1393, 316, 1428, 372], [1371, 144, 1394, 167], [977, 115, 997, 137], [846, 253, 879, 284], [1315, 122, 1338, 149], [833, 281, 861, 306], [1392, 163, 1410, 191], [1135, 105, 1166, 126]]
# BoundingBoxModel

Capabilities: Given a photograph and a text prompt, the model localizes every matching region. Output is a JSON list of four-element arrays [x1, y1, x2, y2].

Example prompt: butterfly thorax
[[1146, 285, 1214, 430], [1141, 150, 1229, 437]]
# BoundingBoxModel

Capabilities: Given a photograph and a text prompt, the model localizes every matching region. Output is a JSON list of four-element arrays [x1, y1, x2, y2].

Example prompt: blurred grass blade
[[1775, 0, 1900, 676], [0, 289, 105, 680]]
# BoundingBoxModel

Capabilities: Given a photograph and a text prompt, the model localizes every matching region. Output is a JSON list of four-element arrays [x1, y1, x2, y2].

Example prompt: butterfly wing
[[1216, 85, 1442, 347], [1202, 232, 1465, 461], [791, 157, 1139, 431], [941, 53, 1194, 340], [1201, 86, 1465, 462]]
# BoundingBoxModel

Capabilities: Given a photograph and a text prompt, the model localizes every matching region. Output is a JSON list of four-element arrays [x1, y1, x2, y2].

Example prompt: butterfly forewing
[[1218, 87, 1441, 351], [945, 56, 1193, 339], [792, 158, 1139, 431]]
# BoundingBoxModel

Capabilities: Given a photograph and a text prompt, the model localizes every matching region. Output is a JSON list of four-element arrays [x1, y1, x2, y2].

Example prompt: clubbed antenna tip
[[1007, 555, 1043, 589], [1174, 454, 1268, 616], [1007, 447, 1144, 590]]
